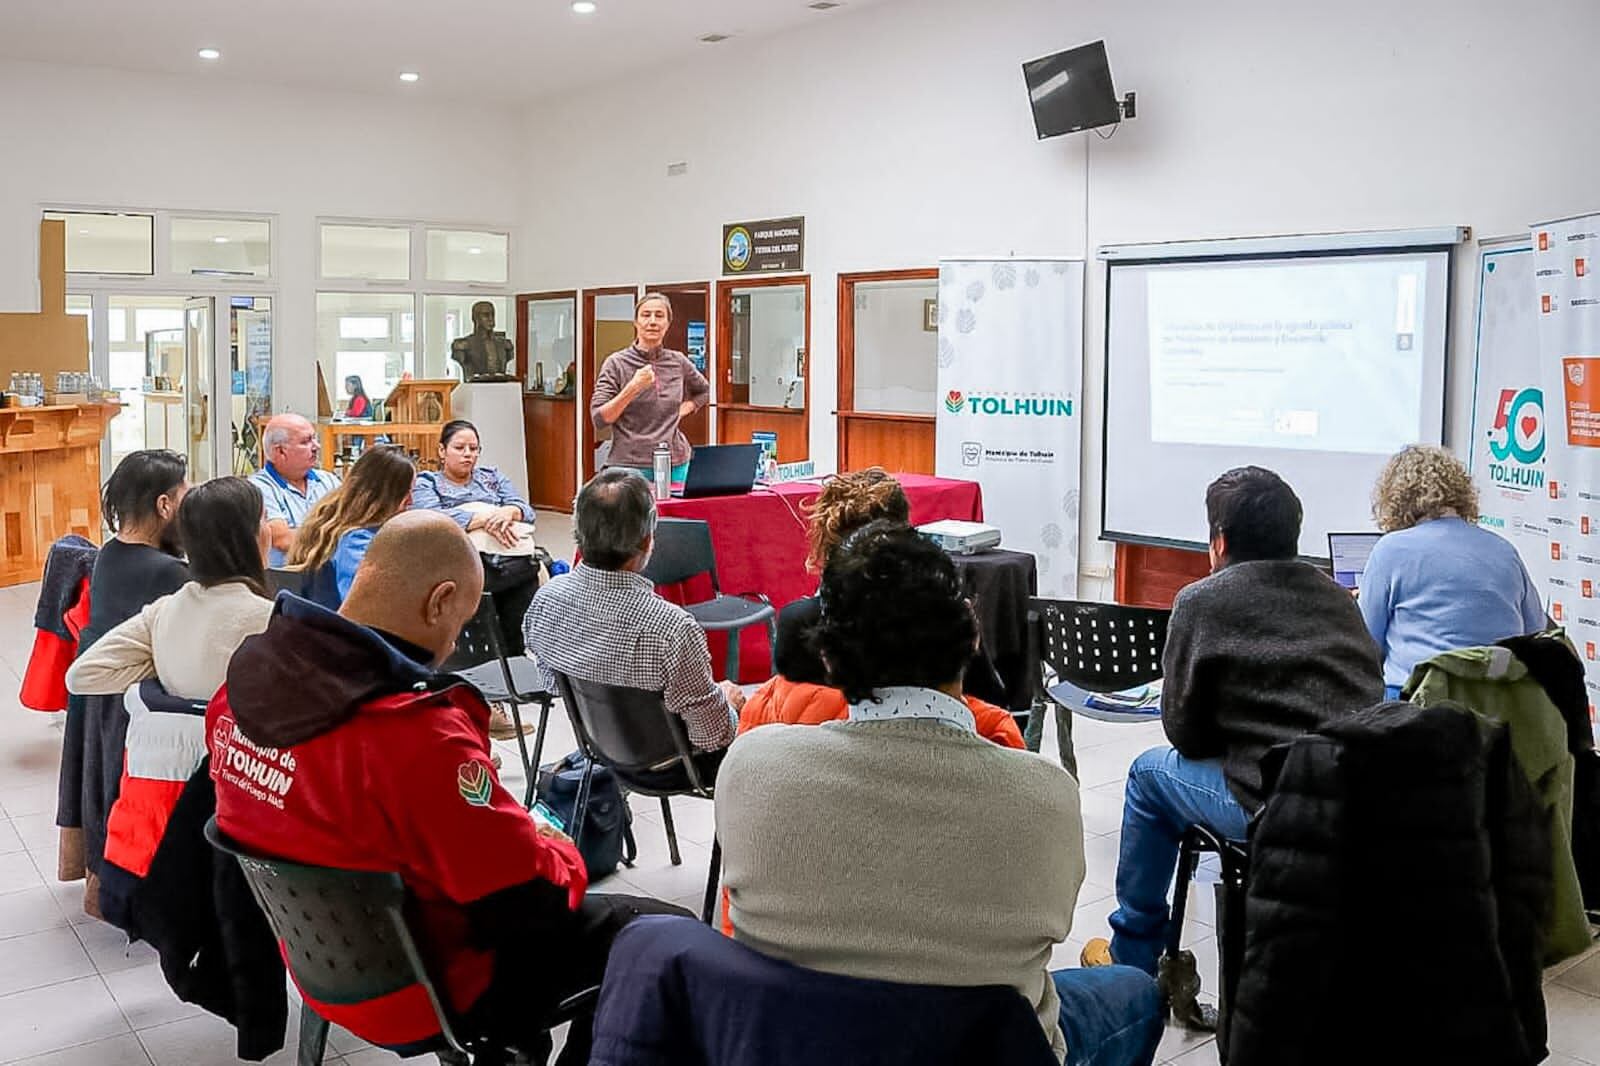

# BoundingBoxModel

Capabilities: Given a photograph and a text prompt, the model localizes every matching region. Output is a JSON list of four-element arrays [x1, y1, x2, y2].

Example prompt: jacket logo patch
[[457, 761, 494, 807]]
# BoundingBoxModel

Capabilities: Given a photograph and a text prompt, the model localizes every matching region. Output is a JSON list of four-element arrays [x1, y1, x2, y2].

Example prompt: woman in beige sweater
[[68, 477, 276, 701], [716, 523, 1163, 1066]]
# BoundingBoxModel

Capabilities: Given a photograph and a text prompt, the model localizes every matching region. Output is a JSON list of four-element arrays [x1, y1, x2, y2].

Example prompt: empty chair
[[641, 518, 776, 682], [551, 671, 722, 924], [443, 592, 552, 807]]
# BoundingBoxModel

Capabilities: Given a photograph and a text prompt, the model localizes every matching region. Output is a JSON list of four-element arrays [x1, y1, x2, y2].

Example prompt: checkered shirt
[[524, 562, 736, 751]]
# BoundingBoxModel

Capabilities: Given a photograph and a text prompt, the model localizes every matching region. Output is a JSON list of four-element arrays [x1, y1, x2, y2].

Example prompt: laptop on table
[[1327, 532, 1382, 591], [674, 443, 763, 499]]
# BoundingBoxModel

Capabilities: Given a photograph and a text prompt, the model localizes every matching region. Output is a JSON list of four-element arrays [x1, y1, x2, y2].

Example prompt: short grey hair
[[575, 469, 656, 569], [261, 423, 292, 452]]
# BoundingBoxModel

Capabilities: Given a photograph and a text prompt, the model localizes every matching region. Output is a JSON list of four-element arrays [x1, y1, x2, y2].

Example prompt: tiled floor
[[0, 513, 1595, 1064]]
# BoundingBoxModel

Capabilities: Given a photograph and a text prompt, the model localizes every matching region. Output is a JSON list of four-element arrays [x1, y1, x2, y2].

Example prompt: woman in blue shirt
[[1360, 445, 1547, 696], [412, 421, 542, 697], [288, 445, 415, 608]]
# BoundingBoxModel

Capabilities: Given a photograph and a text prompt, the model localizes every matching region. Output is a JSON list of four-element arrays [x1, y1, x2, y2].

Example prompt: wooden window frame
[[837, 267, 938, 472], [580, 285, 642, 480], [714, 273, 811, 461]]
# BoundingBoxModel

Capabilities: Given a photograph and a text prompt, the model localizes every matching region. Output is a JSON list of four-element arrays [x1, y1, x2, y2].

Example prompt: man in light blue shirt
[[1359, 446, 1548, 694], [249, 413, 341, 567]]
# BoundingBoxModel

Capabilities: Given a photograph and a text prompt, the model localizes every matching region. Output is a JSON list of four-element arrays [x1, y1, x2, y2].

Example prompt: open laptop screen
[[1327, 532, 1382, 591]]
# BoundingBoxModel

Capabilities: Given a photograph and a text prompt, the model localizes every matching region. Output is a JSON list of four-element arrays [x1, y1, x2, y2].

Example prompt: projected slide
[[1146, 259, 1429, 454]]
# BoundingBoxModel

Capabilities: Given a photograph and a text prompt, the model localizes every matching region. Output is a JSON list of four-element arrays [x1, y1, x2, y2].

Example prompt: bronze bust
[[451, 301, 517, 383]]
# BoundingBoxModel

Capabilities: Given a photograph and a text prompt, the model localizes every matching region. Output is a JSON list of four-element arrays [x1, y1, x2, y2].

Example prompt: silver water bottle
[[653, 442, 671, 500]]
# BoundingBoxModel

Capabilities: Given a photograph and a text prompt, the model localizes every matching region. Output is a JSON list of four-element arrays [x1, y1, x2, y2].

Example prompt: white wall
[[518, 0, 1600, 594], [0, 60, 521, 418]]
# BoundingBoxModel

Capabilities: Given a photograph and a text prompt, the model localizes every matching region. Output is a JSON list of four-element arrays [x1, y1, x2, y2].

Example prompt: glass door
[[183, 297, 217, 481], [231, 297, 273, 474]]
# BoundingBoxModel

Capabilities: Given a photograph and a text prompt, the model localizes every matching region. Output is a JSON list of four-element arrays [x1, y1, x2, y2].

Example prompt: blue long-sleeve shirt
[[410, 466, 535, 529], [1358, 516, 1548, 688]]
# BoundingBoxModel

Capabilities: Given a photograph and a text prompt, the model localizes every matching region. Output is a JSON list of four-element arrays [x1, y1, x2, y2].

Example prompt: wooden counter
[[523, 391, 577, 512], [0, 403, 118, 587]]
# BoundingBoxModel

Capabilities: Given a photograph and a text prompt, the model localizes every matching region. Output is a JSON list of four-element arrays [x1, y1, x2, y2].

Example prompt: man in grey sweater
[[1082, 467, 1382, 984], [717, 523, 1164, 1066]]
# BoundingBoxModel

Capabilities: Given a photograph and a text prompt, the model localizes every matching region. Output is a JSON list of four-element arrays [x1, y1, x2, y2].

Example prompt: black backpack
[[536, 752, 636, 880]]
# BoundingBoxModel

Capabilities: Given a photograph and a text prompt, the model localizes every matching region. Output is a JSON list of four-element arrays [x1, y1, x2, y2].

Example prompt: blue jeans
[[1107, 747, 1250, 975], [1052, 966, 1164, 1066]]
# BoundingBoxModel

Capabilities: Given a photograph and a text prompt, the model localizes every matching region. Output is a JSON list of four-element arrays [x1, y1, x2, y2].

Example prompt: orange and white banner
[[1532, 213, 1600, 728]]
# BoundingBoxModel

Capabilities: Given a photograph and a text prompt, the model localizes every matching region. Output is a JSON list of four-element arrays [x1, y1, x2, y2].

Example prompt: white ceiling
[[0, 0, 883, 105]]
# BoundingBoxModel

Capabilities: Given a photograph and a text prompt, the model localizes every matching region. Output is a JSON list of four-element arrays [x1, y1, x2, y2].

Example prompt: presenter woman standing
[[590, 293, 711, 482]]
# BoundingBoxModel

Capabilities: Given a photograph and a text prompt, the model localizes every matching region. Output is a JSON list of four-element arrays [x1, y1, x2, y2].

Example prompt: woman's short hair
[[803, 468, 911, 573], [289, 446, 416, 572], [178, 477, 267, 596], [634, 292, 674, 321], [1204, 466, 1302, 562], [102, 449, 187, 533], [575, 469, 656, 570], [814, 520, 976, 704], [1373, 445, 1479, 531], [439, 419, 478, 448]]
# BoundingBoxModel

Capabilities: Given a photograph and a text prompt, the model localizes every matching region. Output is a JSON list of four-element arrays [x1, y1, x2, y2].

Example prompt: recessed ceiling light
[[399, 71, 420, 83], [213, 236, 230, 244], [571, 1, 597, 13], [197, 47, 221, 60], [78, 229, 90, 235], [468, 247, 483, 255], [699, 32, 731, 43]]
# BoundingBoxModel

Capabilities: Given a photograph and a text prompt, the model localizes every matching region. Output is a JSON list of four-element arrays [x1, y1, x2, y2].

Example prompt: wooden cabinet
[[1113, 541, 1212, 608], [523, 392, 578, 511], [0, 404, 117, 587], [838, 412, 935, 474]]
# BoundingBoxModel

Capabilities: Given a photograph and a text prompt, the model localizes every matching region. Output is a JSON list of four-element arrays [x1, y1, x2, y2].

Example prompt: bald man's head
[[262, 413, 319, 481], [339, 511, 485, 665]]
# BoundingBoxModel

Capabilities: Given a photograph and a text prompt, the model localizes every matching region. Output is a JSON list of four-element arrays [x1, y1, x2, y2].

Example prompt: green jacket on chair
[[1404, 640, 1593, 965]]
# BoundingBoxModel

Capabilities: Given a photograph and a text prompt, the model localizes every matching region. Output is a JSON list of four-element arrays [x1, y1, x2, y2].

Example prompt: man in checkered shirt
[[525, 469, 743, 767]]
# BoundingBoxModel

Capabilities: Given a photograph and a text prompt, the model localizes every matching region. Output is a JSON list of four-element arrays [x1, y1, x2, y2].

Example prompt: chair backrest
[[1031, 598, 1169, 693], [442, 592, 507, 675], [640, 518, 720, 594], [266, 567, 306, 597], [202, 817, 461, 1046], [551, 671, 708, 791]]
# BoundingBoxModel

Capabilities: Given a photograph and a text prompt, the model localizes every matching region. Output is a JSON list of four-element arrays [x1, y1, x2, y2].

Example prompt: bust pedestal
[[452, 382, 528, 501]]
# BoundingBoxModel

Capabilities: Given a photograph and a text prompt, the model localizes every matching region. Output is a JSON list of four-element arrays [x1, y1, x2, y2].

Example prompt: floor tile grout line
[[0, 1030, 149, 1066]]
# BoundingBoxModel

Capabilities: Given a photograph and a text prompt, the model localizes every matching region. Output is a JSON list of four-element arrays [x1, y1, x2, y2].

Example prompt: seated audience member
[[288, 445, 415, 608], [66, 477, 274, 925], [526, 469, 742, 775], [717, 522, 1162, 1066], [62, 449, 191, 912], [1360, 444, 1547, 697], [414, 419, 539, 659], [250, 413, 340, 566], [1081, 467, 1382, 990], [209, 511, 684, 1064], [749, 468, 1021, 747]]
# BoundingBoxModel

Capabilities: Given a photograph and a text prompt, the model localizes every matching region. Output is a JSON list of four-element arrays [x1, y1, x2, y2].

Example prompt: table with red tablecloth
[[655, 474, 984, 683]]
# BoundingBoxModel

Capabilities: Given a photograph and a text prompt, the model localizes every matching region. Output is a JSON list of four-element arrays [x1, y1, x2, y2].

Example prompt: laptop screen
[[1327, 532, 1382, 591]]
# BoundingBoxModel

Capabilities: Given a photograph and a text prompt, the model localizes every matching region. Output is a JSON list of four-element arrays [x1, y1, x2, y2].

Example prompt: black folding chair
[[443, 592, 552, 808], [550, 671, 722, 925], [1166, 825, 1249, 1062], [204, 817, 593, 1065], [641, 518, 777, 682], [1025, 599, 1170, 772], [266, 567, 307, 597]]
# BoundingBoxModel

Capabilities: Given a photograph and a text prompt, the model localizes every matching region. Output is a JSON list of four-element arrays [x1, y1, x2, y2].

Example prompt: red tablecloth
[[656, 474, 984, 682]]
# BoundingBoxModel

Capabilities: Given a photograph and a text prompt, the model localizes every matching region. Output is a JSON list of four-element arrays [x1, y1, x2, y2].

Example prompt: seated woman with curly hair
[[1360, 444, 1548, 696], [742, 468, 1021, 748]]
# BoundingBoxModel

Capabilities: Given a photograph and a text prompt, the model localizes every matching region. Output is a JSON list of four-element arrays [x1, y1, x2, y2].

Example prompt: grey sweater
[[716, 716, 1083, 1062], [1162, 559, 1383, 810]]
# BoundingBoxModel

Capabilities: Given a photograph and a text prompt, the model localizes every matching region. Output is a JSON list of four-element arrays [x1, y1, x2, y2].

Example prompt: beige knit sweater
[[716, 715, 1085, 1062]]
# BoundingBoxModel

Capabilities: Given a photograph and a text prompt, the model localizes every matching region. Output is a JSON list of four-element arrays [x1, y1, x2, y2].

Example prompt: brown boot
[[488, 704, 533, 740]]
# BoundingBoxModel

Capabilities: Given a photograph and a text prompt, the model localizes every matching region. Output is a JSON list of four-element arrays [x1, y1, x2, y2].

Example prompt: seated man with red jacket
[[208, 510, 682, 1065]]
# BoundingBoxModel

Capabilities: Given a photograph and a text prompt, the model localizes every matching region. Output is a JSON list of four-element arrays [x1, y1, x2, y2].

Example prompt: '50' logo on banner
[[1488, 387, 1546, 465]]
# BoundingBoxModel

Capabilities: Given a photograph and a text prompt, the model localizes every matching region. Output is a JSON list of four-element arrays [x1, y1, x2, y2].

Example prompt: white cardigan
[[66, 581, 275, 702]]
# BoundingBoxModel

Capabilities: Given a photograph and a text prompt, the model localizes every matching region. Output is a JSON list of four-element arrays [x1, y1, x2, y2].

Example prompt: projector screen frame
[[1098, 240, 1459, 558]]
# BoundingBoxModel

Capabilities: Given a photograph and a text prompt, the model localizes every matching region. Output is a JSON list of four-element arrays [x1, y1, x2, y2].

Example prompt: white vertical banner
[[935, 258, 1084, 597], [1532, 214, 1600, 729], [1468, 239, 1558, 594]]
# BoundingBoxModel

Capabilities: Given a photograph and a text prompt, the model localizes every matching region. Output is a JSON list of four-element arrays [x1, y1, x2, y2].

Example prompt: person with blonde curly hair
[[1360, 444, 1547, 695]]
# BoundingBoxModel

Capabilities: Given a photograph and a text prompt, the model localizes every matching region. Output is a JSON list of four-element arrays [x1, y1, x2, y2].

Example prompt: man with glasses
[[249, 413, 340, 566]]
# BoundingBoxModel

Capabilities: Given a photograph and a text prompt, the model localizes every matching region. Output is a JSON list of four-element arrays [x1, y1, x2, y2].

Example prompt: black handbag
[[536, 752, 636, 880]]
